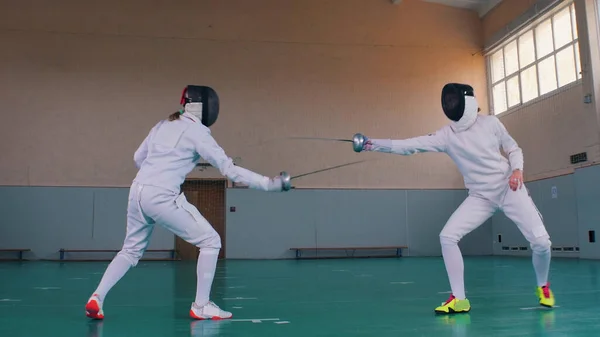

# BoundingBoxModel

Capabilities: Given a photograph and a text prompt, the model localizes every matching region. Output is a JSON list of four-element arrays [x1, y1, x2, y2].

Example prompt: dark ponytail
[[168, 110, 183, 121]]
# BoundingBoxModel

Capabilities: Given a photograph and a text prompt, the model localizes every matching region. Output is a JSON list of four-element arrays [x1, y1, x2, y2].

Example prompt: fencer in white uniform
[[357, 83, 555, 314], [85, 85, 289, 320]]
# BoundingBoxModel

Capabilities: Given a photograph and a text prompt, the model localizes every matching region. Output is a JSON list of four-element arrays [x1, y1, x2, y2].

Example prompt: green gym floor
[[1, 256, 599, 337]]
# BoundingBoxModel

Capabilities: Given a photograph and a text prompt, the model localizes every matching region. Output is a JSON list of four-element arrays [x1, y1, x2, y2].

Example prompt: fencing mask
[[180, 85, 220, 127], [441, 83, 479, 131]]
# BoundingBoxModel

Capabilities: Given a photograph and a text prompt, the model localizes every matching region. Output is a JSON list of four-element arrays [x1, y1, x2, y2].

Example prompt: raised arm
[[364, 129, 448, 155], [191, 129, 283, 192], [493, 117, 524, 171]]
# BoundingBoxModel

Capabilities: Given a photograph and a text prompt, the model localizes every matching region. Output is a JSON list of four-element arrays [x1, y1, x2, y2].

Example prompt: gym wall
[[0, 0, 491, 259], [482, 0, 600, 259], [482, 0, 600, 182]]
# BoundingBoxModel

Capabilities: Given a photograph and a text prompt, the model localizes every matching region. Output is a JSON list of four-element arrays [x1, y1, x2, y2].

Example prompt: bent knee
[[528, 225, 551, 252], [440, 232, 460, 246], [530, 236, 551, 253], [439, 232, 460, 246], [118, 249, 143, 267], [198, 229, 221, 249]]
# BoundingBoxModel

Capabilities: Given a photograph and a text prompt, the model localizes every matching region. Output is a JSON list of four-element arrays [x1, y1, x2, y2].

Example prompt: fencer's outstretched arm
[[493, 117, 524, 171], [133, 121, 164, 169], [192, 131, 280, 191], [366, 130, 447, 155]]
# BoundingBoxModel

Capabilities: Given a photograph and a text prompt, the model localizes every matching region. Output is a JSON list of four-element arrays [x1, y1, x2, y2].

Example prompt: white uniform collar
[[180, 112, 211, 133], [181, 111, 201, 123]]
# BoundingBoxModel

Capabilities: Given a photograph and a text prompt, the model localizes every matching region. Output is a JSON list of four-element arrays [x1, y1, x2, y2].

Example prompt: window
[[487, 2, 581, 115]]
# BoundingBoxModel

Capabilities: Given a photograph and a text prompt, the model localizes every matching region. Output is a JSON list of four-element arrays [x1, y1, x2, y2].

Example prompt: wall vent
[[552, 246, 579, 252], [570, 152, 587, 164], [501, 246, 530, 251]]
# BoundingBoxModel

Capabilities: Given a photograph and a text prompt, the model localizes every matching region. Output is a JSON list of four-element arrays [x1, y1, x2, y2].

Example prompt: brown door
[[175, 179, 227, 260]]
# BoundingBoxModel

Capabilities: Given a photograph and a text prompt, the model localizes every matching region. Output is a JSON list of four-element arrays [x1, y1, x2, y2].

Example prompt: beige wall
[[482, 0, 537, 43], [497, 83, 598, 181], [0, 0, 487, 189], [482, 0, 600, 181]]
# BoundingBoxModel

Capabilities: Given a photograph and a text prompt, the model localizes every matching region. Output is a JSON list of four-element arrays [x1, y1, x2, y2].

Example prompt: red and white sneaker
[[85, 294, 105, 320], [190, 301, 232, 320]]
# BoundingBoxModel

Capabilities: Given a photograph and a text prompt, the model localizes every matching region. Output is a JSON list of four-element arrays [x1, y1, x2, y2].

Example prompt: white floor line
[[223, 297, 257, 300], [390, 281, 414, 284], [520, 306, 559, 310], [230, 318, 279, 322]]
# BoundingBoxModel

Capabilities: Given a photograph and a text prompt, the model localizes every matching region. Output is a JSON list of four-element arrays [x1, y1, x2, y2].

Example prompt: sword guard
[[352, 133, 366, 152], [280, 171, 292, 191]]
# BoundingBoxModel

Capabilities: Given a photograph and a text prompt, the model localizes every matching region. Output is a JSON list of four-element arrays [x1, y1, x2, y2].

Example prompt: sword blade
[[287, 136, 353, 143], [291, 160, 368, 180]]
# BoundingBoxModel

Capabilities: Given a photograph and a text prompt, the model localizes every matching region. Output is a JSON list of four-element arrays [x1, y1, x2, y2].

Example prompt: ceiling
[[420, 0, 504, 17]]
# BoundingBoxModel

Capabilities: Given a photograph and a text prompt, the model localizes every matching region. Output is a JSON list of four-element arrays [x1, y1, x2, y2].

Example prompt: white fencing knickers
[[132, 182, 221, 306], [92, 182, 221, 304], [119, 182, 221, 265], [438, 185, 552, 299]]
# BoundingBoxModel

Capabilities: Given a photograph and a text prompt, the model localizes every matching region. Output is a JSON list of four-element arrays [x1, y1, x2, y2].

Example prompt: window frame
[[486, 1, 582, 116]]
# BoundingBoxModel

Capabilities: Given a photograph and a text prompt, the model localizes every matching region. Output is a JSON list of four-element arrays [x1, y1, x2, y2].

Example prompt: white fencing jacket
[[368, 115, 523, 203], [132, 112, 275, 194]]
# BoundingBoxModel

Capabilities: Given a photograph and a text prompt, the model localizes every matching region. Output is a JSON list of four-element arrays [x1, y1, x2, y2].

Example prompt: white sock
[[440, 236, 466, 300], [532, 249, 551, 287], [195, 248, 219, 306], [93, 254, 133, 301]]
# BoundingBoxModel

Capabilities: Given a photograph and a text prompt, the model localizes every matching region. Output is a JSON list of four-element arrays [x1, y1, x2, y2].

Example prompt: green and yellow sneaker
[[434, 295, 471, 314], [536, 283, 555, 308]]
